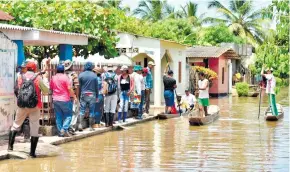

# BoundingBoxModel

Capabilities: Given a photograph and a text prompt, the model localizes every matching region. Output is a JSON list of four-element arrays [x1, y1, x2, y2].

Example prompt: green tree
[[197, 24, 244, 46], [0, 1, 119, 59], [132, 0, 174, 21], [204, 0, 267, 46], [97, 0, 130, 13]]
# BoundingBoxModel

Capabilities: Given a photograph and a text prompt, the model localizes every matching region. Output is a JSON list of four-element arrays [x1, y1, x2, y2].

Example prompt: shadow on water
[[0, 87, 288, 172]]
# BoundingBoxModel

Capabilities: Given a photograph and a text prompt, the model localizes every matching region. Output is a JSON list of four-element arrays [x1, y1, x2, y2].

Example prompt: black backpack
[[17, 74, 38, 108], [105, 73, 117, 95]]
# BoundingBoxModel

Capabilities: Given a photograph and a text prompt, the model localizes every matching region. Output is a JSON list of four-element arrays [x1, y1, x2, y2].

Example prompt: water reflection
[[0, 88, 288, 172]]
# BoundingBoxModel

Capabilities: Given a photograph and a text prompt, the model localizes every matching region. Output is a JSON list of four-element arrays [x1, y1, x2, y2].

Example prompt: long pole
[[258, 47, 266, 119], [165, 53, 182, 116]]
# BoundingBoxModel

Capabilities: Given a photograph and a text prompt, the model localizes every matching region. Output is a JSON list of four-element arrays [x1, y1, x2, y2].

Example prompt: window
[[144, 57, 148, 67], [178, 61, 182, 83], [222, 67, 225, 84], [136, 62, 141, 65]]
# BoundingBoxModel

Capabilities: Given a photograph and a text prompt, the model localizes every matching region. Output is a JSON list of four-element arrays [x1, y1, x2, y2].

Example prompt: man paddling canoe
[[261, 66, 278, 116]]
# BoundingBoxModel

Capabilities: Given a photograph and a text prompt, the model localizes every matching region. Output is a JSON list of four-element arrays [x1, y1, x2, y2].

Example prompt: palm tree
[[133, 0, 174, 21], [204, 0, 267, 45], [176, 2, 205, 26], [97, 0, 130, 12]]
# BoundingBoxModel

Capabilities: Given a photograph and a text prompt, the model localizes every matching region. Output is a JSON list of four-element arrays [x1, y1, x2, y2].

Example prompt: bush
[[275, 77, 282, 87], [236, 82, 249, 97]]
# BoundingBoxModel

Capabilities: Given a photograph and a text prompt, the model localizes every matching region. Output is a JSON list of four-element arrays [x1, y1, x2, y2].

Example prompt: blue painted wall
[[13, 40, 25, 66], [59, 44, 73, 61]]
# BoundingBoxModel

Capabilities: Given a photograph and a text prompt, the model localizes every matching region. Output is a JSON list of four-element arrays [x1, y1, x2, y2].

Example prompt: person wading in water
[[163, 63, 176, 114], [198, 72, 209, 116]]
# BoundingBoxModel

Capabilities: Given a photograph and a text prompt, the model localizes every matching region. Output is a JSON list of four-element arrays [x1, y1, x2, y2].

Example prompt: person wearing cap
[[93, 66, 104, 128], [63, 60, 80, 134], [179, 89, 196, 112], [117, 65, 134, 123], [102, 64, 118, 127], [141, 68, 148, 116], [144, 61, 155, 114], [131, 65, 143, 119], [50, 64, 77, 137], [9, 61, 49, 158], [78, 61, 99, 131], [163, 63, 177, 114], [198, 72, 210, 116], [261, 65, 278, 116]]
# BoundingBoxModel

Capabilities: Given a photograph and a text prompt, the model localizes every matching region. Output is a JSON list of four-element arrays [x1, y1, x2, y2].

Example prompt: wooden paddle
[[258, 87, 262, 119]]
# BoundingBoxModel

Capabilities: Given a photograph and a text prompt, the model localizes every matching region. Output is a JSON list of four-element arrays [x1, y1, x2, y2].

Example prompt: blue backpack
[[105, 73, 117, 95]]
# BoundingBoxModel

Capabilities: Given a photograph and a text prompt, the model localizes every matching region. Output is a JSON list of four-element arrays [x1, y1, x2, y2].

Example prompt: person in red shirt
[[8, 61, 49, 158]]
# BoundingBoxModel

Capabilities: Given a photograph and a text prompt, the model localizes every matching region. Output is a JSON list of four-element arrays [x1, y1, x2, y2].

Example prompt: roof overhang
[[0, 24, 90, 46], [0, 10, 14, 21], [186, 46, 240, 59]]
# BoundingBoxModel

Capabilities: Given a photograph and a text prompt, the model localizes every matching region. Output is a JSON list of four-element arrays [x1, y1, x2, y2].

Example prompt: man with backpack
[[102, 64, 118, 127], [8, 61, 49, 158]]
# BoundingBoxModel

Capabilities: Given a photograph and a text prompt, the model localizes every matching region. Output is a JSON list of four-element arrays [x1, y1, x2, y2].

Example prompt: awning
[[86, 53, 133, 66]]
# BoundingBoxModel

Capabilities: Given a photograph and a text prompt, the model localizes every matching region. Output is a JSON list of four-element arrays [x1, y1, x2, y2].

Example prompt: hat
[[26, 61, 37, 72], [21, 62, 27, 68], [265, 67, 273, 72], [93, 67, 103, 74], [167, 70, 173, 75], [185, 88, 189, 91], [148, 61, 155, 66], [63, 60, 73, 71], [120, 65, 129, 71], [133, 65, 142, 71], [56, 64, 65, 72], [107, 64, 114, 71], [143, 68, 148, 73], [84, 61, 94, 71]]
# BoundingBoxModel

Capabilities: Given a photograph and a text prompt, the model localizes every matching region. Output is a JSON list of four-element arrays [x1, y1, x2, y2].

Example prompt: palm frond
[[208, 0, 238, 21], [187, 2, 198, 18]]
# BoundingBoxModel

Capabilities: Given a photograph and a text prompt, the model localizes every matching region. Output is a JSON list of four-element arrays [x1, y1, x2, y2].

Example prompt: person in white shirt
[[131, 65, 142, 118], [198, 72, 209, 116], [261, 66, 278, 116], [180, 89, 196, 112]]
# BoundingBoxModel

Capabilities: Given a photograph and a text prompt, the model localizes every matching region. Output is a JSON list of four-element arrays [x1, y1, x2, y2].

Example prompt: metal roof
[[0, 10, 14, 21], [0, 23, 97, 38], [186, 46, 240, 59]]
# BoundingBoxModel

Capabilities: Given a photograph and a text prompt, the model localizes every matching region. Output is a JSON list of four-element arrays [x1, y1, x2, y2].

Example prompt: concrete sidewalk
[[0, 115, 157, 160]]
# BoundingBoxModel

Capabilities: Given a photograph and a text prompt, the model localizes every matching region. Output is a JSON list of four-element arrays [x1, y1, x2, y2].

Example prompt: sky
[[121, 0, 272, 18]]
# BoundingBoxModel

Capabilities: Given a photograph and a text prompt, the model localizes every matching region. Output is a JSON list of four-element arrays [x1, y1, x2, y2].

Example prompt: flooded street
[[0, 88, 288, 172]]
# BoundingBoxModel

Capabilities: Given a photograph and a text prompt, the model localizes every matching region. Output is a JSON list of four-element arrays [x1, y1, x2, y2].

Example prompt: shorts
[[199, 98, 209, 106], [164, 90, 174, 107]]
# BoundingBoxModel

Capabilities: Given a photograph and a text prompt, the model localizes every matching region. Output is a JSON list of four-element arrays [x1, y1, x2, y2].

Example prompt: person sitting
[[180, 89, 196, 112]]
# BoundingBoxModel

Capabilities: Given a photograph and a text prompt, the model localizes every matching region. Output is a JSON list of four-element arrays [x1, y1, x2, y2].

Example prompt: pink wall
[[209, 58, 219, 93], [208, 55, 229, 95]]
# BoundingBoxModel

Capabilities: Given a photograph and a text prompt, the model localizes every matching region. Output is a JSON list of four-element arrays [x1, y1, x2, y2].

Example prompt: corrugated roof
[[186, 46, 239, 59], [0, 10, 14, 21], [0, 23, 97, 38]]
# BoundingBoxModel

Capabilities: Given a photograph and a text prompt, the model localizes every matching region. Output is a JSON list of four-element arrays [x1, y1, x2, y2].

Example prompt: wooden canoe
[[189, 105, 220, 126], [156, 111, 189, 120], [265, 104, 284, 121]]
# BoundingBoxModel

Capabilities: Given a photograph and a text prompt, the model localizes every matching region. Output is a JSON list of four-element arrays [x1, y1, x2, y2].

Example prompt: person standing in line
[[93, 66, 104, 128], [198, 72, 210, 116], [144, 61, 155, 115], [9, 61, 49, 158], [50, 64, 77, 137], [163, 63, 176, 114], [63, 60, 80, 134], [78, 61, 98, 131], [117, 65, 134, 123], [140, 68, 148, 117], [131, 65, 143, 119], [102, 64, 118, 127], [261, 66, 278, 116]]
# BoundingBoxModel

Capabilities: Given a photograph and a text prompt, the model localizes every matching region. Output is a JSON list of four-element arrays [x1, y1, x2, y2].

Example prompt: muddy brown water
[[0, 88, 288, 172]]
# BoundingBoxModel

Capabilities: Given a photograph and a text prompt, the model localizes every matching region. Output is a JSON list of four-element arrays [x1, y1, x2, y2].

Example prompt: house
[[186, 46, 239, 97], [116, 32, 189, 109]]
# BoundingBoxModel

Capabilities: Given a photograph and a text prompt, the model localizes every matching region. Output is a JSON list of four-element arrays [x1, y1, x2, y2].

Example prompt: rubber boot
[[123, 112, 127, 123], [89, 117, 95, 131], [118, 112, 122, 123], [109, 113, 114, 126], [29, 137, 39, 158], [105, 113, 109, 127], [8, 130, 17, 151], [78, 115, 84, 132]]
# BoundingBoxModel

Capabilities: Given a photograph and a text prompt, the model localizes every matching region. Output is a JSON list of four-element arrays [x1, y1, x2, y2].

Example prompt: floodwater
[[0, 87, 289, 172]]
